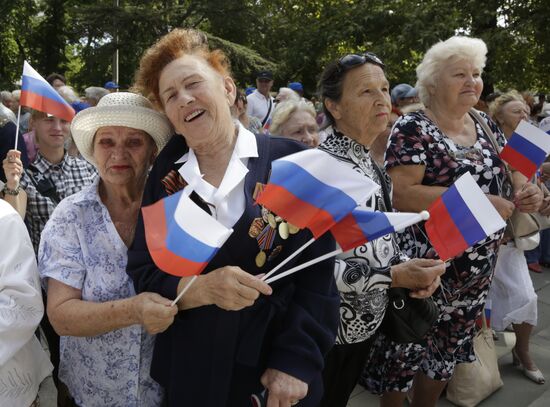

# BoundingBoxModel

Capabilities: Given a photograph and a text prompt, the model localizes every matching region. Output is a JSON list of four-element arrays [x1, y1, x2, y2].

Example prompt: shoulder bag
[[371, 161, 440, 344], [446, 313, 503, 407], [469, 109, 540, 240]]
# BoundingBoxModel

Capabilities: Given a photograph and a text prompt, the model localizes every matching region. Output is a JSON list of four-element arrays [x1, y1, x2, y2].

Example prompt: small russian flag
[[500, 120, 550, 178], [425, 172, 506, 260], [256, 149, 379, 238], [331, 208, 429, 252], [20, 61, 75, 122], [142, 189, 233, 277]]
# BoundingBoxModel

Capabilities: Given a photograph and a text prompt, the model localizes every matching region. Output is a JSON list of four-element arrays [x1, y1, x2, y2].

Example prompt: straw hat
[[71, 92, 173, 166]]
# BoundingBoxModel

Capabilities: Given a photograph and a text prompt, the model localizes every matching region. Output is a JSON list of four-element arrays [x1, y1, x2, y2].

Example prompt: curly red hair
[[134, 28, 231, 108]]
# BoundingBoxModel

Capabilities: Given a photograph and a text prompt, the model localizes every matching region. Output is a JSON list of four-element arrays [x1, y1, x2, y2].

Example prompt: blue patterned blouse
[[38, 178, 163, 407]]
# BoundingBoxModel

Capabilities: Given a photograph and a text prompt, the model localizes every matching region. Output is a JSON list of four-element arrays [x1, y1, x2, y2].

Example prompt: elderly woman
[[488, 90, 546, 384], [37, 92, 178, 407], [316, 52, 445, 407], [364, 37, 542, 407], [270, 100, 320, 148], [128, 28, 340, 407]]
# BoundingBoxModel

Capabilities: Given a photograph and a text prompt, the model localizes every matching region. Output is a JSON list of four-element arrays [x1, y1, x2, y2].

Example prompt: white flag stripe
[[23, 61, 49, 83], [387, 211, 430, 232], [516, 120, 550, 152], [454, 173, 506, 235], [280, 149, 379, 204], [174, 192, 233, 247]]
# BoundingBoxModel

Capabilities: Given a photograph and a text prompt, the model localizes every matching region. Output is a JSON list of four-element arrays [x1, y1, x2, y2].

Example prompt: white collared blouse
[[175, 122, 259, 228]]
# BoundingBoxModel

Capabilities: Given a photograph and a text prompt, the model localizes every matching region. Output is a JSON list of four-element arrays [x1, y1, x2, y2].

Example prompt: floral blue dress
[[38, 178, 163, 407], [363, 110, 507, 393]]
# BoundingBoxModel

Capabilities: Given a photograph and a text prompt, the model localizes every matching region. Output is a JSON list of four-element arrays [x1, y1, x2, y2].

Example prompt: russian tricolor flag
[[500, 120, 550, 178], [20, 61, 75, 122], [331, 209, 429, 252], [425, 172, 506, 260], [256, 149, 379, 238], [142, 190, 233, 277]]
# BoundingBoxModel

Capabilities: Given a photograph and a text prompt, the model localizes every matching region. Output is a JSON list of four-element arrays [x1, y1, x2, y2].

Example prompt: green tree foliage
[[0, 0, 548, 98]]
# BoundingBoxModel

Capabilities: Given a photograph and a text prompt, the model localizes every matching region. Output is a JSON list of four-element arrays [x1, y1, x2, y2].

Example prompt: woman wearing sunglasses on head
[[317, 52, 446, 407]]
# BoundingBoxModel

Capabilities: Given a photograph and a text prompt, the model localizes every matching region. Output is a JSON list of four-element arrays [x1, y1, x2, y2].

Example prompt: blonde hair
[[416, 36, 487, 106], [489, 90, 525, 125], [270, 100, 316, 136]]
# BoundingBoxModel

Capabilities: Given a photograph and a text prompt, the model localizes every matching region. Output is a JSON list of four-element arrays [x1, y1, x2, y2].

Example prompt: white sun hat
[[71, 92, 173, 166]]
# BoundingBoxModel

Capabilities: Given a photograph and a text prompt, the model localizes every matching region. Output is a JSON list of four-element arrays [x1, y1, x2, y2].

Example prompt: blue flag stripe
[[507, 132, 547, 167], [22, 75, 71, 106], [353, 210, 395, 241], [269, 160, 358, 221], [163, 192, 219, 263], [441, 185, 487, 246]]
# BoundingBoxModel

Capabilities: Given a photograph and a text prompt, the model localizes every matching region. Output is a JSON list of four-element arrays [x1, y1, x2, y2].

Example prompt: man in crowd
[[104, 80, 120, 93], [247, 70, 275, 129]]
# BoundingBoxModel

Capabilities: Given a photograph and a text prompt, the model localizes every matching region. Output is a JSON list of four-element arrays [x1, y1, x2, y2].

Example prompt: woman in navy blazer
[[127, 28, 340, 407]]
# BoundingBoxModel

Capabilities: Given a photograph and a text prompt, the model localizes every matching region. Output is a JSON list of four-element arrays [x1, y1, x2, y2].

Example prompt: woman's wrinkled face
[[93, 126, 157, 186], [433, 57, 483, 109], [158, 54, 236, 150], [498, 100, 530, 138], [327, 63, 391, 147], [278, 109, 319, 148]]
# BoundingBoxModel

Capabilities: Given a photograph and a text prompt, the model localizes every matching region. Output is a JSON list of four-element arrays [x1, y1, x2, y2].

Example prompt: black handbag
[[371, 161, 440, 344], [381, 287, 439, 343]]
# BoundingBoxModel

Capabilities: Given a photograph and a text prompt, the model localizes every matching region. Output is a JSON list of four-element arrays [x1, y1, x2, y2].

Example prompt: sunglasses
[[337, 52, 385, 72]]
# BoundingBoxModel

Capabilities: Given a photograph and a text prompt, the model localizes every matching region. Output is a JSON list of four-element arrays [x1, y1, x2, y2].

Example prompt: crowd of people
[[1, 28, 549, 407]]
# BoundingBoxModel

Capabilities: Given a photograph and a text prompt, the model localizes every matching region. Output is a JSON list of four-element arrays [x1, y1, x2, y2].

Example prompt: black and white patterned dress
[[319, 127, 408, 345], [363, 110, 507, 394]]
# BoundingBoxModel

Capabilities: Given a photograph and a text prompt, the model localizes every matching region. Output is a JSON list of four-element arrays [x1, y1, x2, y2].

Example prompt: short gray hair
[[270, 100, 316, 136], [57, 85, 79, 104], [85, 86, 109, 104], [416, 36, 488, 107]]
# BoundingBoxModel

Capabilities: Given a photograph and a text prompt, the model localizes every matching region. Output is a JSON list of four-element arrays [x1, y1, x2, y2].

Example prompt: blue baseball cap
[[288, 82, 303, 92], [104, 81, 120, 89]]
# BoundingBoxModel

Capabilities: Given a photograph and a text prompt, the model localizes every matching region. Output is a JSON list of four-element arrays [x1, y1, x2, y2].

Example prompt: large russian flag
[[331, 209, 429, 252], [142, 190, 233, 277], [20, 61, 75, 122], [256, 149, 379, 238], [500, 120, 550, 178], [425, 172, 506, 260]]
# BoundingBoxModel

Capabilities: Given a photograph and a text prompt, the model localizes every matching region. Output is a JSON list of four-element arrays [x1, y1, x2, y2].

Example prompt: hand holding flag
[[425, 172, 506, 261]]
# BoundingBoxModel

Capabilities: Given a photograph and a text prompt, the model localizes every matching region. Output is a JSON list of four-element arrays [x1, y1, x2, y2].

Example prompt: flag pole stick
[[265, 248, 343, 284], [14, 105, 21, 150], [265, 210, 430, 285], [261, 237, 316, 281], [170, 275, 198, 307]]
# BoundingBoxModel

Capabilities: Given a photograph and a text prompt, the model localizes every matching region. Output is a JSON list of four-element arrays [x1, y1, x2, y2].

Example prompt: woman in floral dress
[[363, 36, 542, 407]]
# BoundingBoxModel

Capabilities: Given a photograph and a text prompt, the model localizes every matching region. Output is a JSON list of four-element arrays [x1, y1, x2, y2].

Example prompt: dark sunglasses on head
[[337, 52, 385, 72]]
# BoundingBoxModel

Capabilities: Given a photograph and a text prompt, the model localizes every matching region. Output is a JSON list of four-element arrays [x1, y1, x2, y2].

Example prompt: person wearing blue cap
[[104, 81, 120, 93], [288, 82, 304, 98]]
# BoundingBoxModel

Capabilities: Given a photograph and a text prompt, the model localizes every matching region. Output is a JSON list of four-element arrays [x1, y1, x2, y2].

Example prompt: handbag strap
[[469, 108, 519, 193], [370, 159, 392, 211]]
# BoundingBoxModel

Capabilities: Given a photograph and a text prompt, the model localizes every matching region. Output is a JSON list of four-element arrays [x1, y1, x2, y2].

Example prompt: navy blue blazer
[[127, 133, 339, 407]]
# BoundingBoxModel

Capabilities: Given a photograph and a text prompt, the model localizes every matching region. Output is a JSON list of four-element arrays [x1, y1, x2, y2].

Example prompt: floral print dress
[[363, 110, 507, 393]]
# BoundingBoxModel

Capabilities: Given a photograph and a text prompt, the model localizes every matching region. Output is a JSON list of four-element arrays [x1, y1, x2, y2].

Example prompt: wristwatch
[[2, 184, 20, 195]]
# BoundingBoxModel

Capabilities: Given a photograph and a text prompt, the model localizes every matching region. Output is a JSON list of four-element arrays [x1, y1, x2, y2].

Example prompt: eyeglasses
[[337, 52, 385, 72]]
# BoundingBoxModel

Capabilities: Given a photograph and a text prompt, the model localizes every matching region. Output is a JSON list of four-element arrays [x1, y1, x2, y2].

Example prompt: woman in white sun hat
[[37, 92, 178, 407]]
